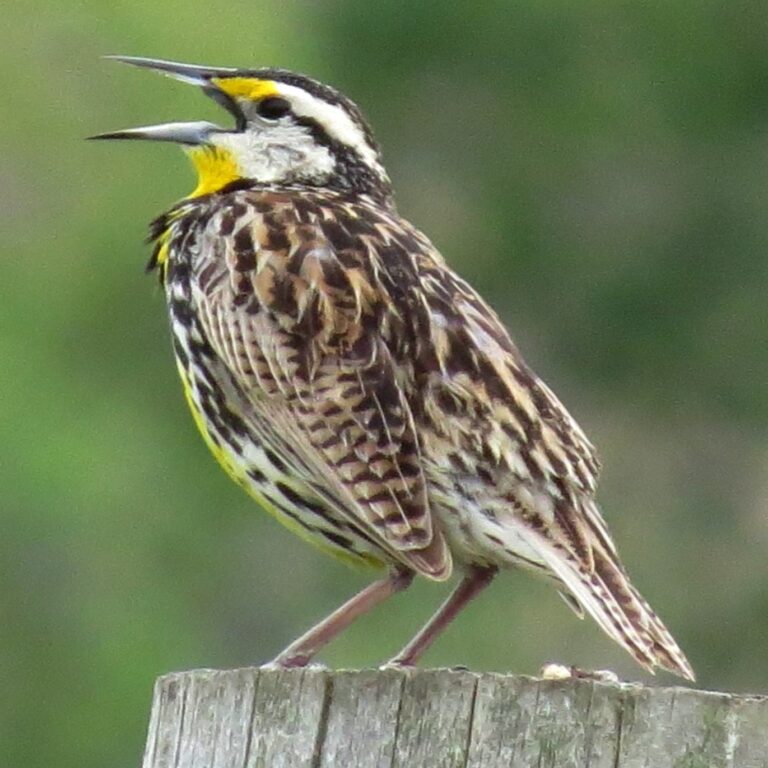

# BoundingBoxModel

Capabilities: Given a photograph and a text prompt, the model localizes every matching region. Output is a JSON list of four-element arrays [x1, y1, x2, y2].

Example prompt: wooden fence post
[[140, 667, 768, 767]]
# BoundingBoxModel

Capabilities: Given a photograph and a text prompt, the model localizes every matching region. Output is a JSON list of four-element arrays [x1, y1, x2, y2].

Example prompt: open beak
[[89, 121, 221, 144], [88, 55, 246, 144]]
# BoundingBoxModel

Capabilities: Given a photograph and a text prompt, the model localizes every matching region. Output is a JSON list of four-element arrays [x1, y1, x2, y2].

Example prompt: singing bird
[[92, 56, 693, 679]]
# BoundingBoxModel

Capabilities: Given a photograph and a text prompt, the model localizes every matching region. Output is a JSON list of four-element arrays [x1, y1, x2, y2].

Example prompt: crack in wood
[[311, 673, 333, 768]]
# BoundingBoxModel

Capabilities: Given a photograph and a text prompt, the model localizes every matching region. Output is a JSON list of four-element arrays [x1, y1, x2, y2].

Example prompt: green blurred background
[[3, 1, 768, 765]]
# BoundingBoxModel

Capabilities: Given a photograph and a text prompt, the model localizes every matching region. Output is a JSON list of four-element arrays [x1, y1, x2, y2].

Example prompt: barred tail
[[556, 546, 695, 681]]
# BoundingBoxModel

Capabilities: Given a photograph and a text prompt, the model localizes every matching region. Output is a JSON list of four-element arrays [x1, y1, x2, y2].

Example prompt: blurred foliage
[[2, 1, 768, 765]]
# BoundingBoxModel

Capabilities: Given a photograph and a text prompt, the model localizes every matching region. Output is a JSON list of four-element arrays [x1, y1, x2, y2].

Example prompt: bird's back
[[152, 182, 606, 572]]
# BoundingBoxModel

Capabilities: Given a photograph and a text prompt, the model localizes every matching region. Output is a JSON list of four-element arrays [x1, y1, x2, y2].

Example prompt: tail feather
[[512, 515, 694, 680], [624, 578, 695, 680], [563, 546, 695, 681]]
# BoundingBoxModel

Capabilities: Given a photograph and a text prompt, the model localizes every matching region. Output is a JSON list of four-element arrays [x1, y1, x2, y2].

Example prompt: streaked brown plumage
[[94, 56, 694, 680]]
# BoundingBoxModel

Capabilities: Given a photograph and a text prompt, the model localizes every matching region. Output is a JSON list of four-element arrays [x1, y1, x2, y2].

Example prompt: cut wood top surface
[[141, 668, 768, 768]]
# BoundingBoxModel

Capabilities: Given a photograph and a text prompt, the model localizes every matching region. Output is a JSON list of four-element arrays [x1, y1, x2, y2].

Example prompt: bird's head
[[91, 56, 392, 201]]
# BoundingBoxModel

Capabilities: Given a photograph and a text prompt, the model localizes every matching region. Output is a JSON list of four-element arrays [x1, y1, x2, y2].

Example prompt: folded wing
[[189, 191, 451, 579]]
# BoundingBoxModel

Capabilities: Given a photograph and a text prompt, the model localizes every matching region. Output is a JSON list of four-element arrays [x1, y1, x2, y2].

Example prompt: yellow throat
[[185, 145, 241, 197]]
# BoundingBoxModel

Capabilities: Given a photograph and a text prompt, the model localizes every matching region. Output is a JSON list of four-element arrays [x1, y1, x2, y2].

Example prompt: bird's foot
[[260, 655, 328, 671], [379, 658, 415, 671], [540, 662, 619, 683]]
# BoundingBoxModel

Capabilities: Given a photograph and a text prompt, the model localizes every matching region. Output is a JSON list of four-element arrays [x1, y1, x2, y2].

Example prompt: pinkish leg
[[270, 568, 414, 668], [387, 565, 497, 667]]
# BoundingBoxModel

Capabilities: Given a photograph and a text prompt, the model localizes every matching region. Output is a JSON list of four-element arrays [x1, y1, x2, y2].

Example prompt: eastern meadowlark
[[92, 56, 693, 679]]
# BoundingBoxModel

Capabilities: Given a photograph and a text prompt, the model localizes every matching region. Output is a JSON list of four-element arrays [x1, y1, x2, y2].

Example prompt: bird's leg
[[269, 567, 414, 668], [386, 565, 497, 667]]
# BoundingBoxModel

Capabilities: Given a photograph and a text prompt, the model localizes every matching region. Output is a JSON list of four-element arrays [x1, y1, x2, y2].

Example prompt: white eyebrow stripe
[[276, 83, 384, 174]]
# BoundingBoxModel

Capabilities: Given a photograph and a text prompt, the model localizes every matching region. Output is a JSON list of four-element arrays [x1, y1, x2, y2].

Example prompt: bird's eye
[[257, 97, 292, 120]]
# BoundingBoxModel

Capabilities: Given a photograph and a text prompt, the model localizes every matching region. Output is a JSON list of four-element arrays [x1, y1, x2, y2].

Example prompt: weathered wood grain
[[141, 668, 768, 768]]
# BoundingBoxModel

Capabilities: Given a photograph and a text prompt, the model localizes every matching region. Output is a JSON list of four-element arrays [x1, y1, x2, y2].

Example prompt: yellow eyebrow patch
[[184, 145, 242, 197], [212, 77, 280, 101]]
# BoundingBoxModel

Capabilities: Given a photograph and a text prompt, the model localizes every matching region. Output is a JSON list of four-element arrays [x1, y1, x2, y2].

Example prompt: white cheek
[[215, 126, 335, 183]]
